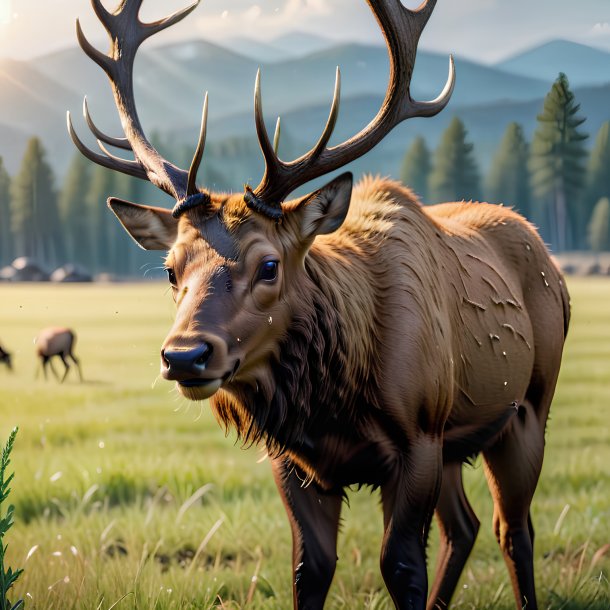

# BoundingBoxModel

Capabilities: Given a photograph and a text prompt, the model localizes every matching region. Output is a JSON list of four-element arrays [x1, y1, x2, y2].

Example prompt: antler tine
[[83, 97, 132, 151], [308, 67, 341, 160], [89, 0, 113, 30], [141, 0, 201, 41], [76, 19, 112, 76], [187, 92, 209, 196], [273, 118, 281, 155], [67, 111, 148, 181], [250, 0, 455, 212], [254, 70, 281, 182], [404, 55, 455, 119]]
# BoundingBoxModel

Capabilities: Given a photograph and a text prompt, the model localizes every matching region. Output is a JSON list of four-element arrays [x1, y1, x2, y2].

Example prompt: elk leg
[[380, 437, 442, 610], [69, 353, 83, 382], [483, 402, 544, 610], [271, 457, 342, 610], [427, 461, 479, 610], [59, 354, 71, 383], [47, 357, 60, 381]]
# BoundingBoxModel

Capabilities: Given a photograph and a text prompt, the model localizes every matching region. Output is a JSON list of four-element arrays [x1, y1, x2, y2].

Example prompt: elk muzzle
[[161, 344, 213, 379], [160, 336, 233, 400]]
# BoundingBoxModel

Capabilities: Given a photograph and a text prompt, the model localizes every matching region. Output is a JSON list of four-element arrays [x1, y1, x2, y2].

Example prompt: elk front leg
[[271, 457, 342, 610], [380, 437, 442, 610]]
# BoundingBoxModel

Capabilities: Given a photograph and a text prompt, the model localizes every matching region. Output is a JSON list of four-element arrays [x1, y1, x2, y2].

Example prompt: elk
[[0, 344, 11, 370], [68, 1, 569, 608], [35, 327, 82, 383]]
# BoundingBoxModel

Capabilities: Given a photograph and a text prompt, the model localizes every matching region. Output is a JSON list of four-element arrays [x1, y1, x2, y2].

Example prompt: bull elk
[[0, 344, 11, 370], [68, 1, 570, 608], [35, 327, 82, 383]]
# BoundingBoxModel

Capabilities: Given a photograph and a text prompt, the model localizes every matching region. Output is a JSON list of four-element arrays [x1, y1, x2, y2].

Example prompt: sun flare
[[0, 0, 13, 26]]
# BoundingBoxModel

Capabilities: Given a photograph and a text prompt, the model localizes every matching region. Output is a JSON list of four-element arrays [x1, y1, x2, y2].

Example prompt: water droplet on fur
[[268, 316, 273, 324], [504, 381, 508, 386]]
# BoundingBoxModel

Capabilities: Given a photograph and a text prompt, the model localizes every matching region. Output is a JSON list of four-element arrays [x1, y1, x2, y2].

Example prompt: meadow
[[0, 278, 608, 609]]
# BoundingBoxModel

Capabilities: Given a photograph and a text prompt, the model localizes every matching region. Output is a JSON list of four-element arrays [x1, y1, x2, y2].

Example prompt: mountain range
[[0, 36, 608, 184]]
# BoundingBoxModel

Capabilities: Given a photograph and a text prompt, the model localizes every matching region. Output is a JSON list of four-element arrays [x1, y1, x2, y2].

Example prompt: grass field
[[0, 278, 608, 609]]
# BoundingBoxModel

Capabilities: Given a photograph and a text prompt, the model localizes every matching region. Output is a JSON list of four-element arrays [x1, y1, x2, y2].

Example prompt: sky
[[0, 0, 610, 63]]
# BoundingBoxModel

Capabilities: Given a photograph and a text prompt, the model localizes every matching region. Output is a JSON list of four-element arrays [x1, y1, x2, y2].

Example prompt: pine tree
[[0, 159, 11, 266], [60, 153, 94, 270], [10, 138, 64, 268], [86, 165, 117, 273], [113, 174, 152, 276], [582, 122, 610, 249], [486, 122, 531, 218], [401, 136, 431, 202], [428, 117, 481, 204], [588, 197, 610, 254], [529, 73, 588, 251]]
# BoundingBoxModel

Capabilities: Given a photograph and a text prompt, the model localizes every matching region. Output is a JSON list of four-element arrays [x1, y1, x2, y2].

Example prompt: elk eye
[[166, 267, 177, 286], [258, 260, 278, 282]]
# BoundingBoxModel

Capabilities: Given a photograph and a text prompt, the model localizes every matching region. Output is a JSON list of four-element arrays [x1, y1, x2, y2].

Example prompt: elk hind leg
[[58, 353, 71, 383], [483, 401, 545, 610], [427, 461, 479, 610], [69, 352, 83, 381]]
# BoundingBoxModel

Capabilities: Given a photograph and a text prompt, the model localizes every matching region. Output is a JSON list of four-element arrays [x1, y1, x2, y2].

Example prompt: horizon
[[14, 29, 610, 68]]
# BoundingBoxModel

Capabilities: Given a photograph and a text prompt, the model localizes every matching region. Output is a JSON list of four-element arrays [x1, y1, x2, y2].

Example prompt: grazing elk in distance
[[68, 1, 569, 608], [35, 327, 82, 383], [0, 344, 11, 370]]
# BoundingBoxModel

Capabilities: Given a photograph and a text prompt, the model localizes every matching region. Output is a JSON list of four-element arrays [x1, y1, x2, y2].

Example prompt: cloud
[[194, 0, 335, 42], [591, 22, 610, 37]]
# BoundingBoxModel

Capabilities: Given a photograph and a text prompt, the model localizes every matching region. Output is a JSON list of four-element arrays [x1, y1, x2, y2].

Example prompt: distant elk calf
[[69, 0, 569, 609], [0, 344, 11, 370], [35, 327, 82, 383]]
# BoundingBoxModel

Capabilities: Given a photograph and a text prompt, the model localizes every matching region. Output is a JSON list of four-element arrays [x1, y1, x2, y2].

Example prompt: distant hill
[[496, 40, 610, 87], [271, 32, 337, 57], [221, 31, 336, 63], [0, 38, 608, 180]]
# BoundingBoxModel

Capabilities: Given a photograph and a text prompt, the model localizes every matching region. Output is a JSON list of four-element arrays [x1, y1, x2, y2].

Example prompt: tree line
[[1, 72, 609, 276], [401, 73, 610, 254]]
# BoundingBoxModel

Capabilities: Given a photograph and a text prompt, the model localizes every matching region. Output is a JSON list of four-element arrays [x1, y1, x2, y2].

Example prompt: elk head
[[68, 0, 454, 401]]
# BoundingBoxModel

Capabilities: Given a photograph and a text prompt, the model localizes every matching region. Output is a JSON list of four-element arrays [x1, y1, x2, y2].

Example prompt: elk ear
[[297, 172, 353, 240], [108, 198, 178, 250]]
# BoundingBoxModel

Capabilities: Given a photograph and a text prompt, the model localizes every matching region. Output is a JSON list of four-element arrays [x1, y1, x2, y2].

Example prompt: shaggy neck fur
[[209, 179, 411, 454], [211, 258, 371, 455]]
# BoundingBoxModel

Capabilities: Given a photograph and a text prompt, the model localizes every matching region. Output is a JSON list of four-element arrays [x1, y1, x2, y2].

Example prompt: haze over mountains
[[1, 33, 609, 189]]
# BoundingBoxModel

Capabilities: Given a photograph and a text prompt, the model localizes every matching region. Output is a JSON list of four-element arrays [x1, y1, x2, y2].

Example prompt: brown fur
[[211, 178, 568, 464]]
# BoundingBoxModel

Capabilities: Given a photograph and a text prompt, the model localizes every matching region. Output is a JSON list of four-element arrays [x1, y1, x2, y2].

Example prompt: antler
[[247, 0, 455, 217], [67, 0, 207, 204]]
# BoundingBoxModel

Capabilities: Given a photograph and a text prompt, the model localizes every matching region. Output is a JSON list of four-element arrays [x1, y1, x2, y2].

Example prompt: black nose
[[161, 344, 213, 380]]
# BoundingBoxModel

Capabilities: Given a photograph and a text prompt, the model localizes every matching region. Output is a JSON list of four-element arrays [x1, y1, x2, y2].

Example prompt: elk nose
[[161, 344, 213, 379]]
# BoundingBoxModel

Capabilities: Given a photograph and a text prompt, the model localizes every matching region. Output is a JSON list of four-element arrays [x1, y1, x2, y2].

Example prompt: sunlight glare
[[0, 0, 12, 25]]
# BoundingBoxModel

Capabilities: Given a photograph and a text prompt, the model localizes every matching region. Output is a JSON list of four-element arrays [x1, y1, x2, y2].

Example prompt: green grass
[[0, 279, 608, 609]]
